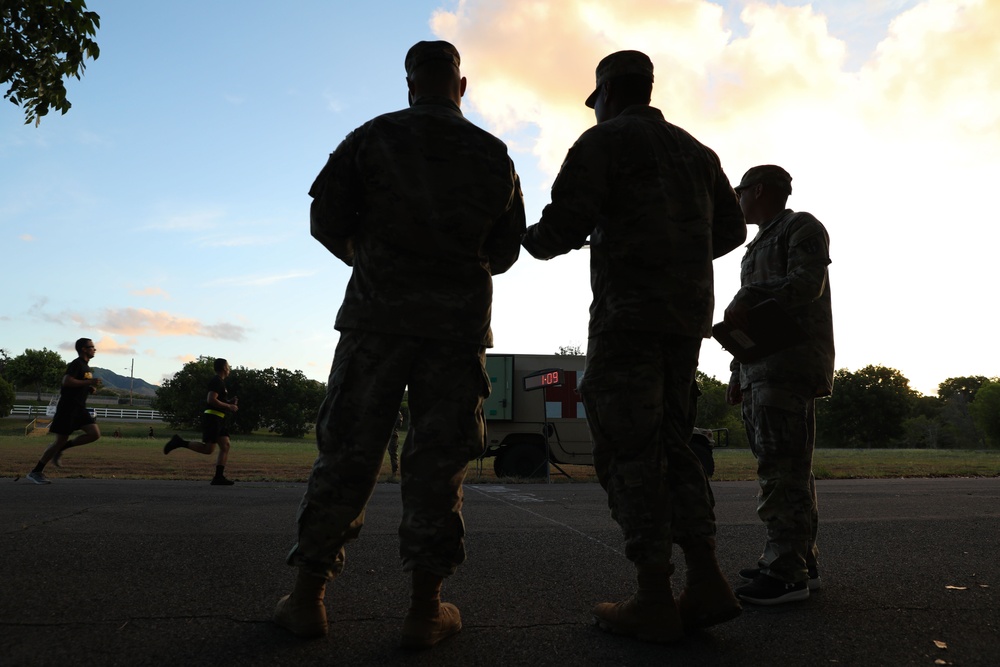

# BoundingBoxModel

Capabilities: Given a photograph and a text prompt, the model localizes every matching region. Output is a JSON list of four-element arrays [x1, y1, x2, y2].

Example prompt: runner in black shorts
[[163, 358, 238, 485], [26, 338, 103, 484]]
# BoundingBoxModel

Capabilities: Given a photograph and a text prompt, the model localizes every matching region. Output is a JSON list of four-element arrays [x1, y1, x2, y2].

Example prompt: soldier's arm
[[522, 138, 606, 260], [735, 215, 831, 308], [711, 172, 747, 259], [310, 130, 364, 266], [485, 168, 527, 275]]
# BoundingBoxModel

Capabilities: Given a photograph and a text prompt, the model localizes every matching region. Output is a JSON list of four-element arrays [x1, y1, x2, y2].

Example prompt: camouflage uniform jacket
[[309, 96, 526, 347], [730, 209, 835, 396], [521, 105, 746, 338]]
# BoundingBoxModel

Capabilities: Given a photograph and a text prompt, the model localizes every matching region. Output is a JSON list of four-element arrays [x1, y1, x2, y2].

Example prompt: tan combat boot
[[273, 569, 329, 638], [677, 538, 742, 631], [592, 563, 684, 643], [400, 569, 462, 649]]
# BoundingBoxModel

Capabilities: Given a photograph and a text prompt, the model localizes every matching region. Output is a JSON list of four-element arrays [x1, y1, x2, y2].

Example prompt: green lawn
[[2, 419, 998, 483]]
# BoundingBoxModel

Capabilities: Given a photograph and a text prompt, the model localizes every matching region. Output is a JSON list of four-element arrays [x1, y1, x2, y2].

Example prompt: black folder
[[712, 299, 807, 363]]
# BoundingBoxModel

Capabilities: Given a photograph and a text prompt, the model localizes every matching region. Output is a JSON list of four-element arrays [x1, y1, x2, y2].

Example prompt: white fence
[[9, 405, 163, 421]]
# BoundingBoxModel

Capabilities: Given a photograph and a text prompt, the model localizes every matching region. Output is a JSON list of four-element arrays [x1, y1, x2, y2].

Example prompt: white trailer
[[482, 353, 591, 478], [482, 353, 727, 478]]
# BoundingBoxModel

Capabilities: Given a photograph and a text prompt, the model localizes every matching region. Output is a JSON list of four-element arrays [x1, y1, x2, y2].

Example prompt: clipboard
[[712, 299, 807, 363]]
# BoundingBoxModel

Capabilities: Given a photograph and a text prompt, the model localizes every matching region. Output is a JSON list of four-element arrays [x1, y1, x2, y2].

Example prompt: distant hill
[[92, 368, 160, 397]]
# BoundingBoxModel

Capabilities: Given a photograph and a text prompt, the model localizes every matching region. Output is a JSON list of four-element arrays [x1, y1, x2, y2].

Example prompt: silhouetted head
[[735, 165, 793, 225], [405, 40, 466, 106], [585, 50, 654, 122]]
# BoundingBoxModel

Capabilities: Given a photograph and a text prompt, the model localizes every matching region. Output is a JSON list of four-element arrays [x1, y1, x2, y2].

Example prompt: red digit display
[[523, 368, 564, 391]]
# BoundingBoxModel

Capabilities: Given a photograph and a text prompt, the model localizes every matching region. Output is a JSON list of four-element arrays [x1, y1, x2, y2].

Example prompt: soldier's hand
[[726, 378, 743, 406], [724, 300, 750, 330]]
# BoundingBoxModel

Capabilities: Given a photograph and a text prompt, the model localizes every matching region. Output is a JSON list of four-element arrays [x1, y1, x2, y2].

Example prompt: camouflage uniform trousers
[[742, 383, 820, 583], [579, 331, 716, 568], [286, 329, 490, 580], [387, 429, 400, 474]]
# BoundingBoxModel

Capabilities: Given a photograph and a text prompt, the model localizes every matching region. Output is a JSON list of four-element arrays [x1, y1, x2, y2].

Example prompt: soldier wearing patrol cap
[[274, 39, 525, 649], [522, 50, 747, 643], [725, 164, 834, 606]]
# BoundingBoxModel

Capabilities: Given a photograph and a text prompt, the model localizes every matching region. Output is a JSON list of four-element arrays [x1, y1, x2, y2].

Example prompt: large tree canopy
[[155, 357, 326, 438], [6, 347, 67, 400], [1, 0, 101, 125]]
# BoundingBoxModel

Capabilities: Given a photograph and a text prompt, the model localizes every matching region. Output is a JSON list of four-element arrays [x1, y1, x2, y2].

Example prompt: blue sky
[[2, 0, 996, 396]]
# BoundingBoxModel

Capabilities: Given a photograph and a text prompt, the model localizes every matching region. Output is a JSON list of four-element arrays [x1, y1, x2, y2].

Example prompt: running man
[[26, 338, 103, 484], [164, 358, 238, 485]]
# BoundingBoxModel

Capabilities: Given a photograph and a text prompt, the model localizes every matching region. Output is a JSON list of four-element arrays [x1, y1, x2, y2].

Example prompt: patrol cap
[[585, 50, 654, 108], [405, 40, 461, 77], [734, 165, 793, 195]]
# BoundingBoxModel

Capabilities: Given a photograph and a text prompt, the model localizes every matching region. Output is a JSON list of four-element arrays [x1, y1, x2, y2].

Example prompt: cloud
[[144, 208, 227, 232], [91, 307, 247, 341], [324, 93, 344, 113], [205, 270, 317, 287], [18, 234, 35, 242], [430, 0, 1000, 395], [91, 336, 137, 356], [130, 286, 171, 299], [197, 233, 289, 248]]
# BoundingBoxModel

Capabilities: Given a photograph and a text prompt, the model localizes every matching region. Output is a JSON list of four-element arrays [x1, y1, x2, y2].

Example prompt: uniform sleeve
[[485, 167, 526, 275], [521, 135, 608, 260], [736, 215, 831, 309], [309, 128, 365, 266], [711, 171, 747, 259]]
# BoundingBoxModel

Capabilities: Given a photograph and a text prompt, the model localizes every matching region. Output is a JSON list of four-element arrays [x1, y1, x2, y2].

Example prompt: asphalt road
[[1, 477, 997, 666]]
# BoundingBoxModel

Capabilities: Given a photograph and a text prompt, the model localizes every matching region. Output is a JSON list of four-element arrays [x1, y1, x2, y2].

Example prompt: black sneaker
[[164, 435, 184, 455], [736, 575, 809, 605], [26, 471, 52, 485], [739, 566, 821, 590], [210, 476, 235, 486]]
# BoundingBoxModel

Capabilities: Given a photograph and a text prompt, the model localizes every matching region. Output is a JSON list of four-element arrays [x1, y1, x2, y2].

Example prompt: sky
[[2, 0, 998, 397]]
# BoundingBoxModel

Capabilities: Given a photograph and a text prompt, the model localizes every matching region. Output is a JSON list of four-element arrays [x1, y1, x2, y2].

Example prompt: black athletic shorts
[[49, 406, 96, 436], [201, 414, 228, 444]]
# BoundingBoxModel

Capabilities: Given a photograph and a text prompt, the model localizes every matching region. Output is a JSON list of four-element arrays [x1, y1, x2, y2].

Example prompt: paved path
[[1, 477, 998, 666]]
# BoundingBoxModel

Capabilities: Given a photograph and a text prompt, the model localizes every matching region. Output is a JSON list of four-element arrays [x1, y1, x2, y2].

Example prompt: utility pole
[[129, 358, 134, 406]]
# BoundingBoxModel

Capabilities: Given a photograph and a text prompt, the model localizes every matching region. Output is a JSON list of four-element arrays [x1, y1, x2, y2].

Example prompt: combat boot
[[592, 563, 684, 644], [677, 538, 742, 631], [273, 569, 328, 638], [400, 569, 462, 649]]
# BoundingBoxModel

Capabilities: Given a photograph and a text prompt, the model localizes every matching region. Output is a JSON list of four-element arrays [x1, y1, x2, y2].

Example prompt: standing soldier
[[26, 338, 102, 484], [521, 51, 746, 643], [164, 358, 238, 486], [725, 165, 834, 605], [273, 40, 525, 650]]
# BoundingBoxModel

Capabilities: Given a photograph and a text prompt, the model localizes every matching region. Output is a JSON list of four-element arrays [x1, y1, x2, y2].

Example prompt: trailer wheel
[[494, 442, 548, 478]]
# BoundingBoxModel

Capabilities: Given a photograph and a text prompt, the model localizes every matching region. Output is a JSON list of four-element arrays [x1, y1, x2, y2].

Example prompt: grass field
[[2, 419, 999, 483]]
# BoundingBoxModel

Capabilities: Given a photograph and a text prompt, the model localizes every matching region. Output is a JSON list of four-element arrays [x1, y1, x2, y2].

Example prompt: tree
[[1, 1, 101, 125], [6, 348, 67, 400], [226, 367, 325, 438], [970, 382, 1000, 448], [266, 369, 325, 438], [937, 376, 990, 402], [155, 357, 216, 429], [0, 375, 14, 417], [555, 344, 584, 356], [694, 371, 746, 447], [156, 358, 326, 438], [816, 365, 918, 448]]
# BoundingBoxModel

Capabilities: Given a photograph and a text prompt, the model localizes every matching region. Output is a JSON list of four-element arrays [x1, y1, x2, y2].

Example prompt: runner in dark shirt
[[163, 358, 239, 485], [26, 338, 102, 484]]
